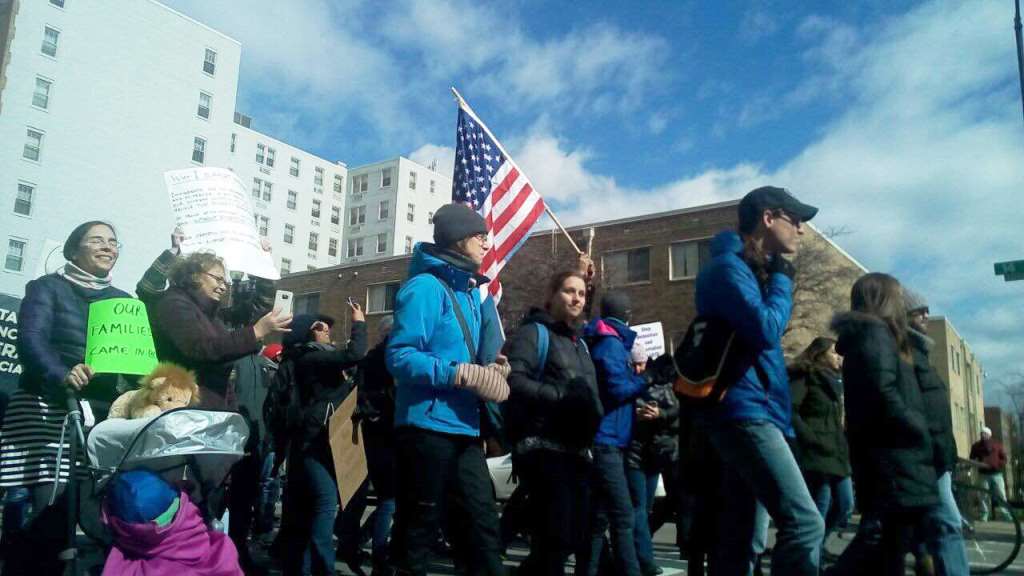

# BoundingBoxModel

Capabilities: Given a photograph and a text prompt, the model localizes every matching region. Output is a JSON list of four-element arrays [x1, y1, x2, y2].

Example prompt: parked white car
[[487, 454, 666, 502]]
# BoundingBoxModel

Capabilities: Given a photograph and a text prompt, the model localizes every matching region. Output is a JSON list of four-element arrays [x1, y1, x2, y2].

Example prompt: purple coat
[[102, 491, 242, 576]]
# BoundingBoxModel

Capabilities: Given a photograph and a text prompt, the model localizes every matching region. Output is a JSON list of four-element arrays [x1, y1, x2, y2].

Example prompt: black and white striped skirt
[[0, 391, 86, 487]]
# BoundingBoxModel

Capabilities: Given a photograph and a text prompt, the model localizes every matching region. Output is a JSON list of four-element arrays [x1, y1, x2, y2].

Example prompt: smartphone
[[274, 290, 294, 316], [346, 296, 357, 307]]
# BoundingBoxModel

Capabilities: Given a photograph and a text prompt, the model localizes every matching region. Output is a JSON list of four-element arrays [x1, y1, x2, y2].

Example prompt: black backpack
[[264, 356, 302, 471], [670, 315, 740, 405]]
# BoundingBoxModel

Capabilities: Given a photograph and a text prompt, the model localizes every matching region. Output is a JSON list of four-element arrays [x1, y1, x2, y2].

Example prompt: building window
[[311, 199, 321, 219], [295, 293, 320, 315], [197, 92, 211, 119], [257, 215, 269, 237], [290, 157, 300, 177], [287, 190, 297, 210], [405, 236, 413, 254], [33, 77, 52, 109], [670, 239, 712, 280], [5, 239, 26, 272], [308, 232, 319, 251], [203, 48, 216, 75], [331, 205, 340, 225], [49, 0, 65, 7], [409, 171, 417, 190], [280, 258, 291, 275], [377, 233, 388, 254], [379, 200, 390, 220], [266, 147, 275, 167], [192, 137, 206, 164], [284, 224, 294, 244], [333, 174, 343, 194], [23, 128, 43, 161], [252, 177, 262, 200], [367, 282, 400, 314], [256, 143, 265, 164], [427, 211, 434, 225], [314, 167, 324, 186], [407, 203, 415, 222], [354, 174, 368, 193], [347, 238, 365, 257], [381, 168, 392, 188], [604, 247, 651, 286], [14, 183, 34, 216], [328, 238, 338, 257], [230, 133, 236, 153], [349, 205, 366, 225], [430, 180, 436, 194], [41, 27, 59, 57]]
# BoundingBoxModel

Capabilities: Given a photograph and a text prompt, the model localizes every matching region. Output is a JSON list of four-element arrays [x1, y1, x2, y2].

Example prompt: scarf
[[59, 261, 112, 290], [422, 243, 483, 276]]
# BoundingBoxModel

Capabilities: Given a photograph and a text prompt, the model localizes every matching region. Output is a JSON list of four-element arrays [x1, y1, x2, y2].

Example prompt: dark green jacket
[[790, 367, 851, 478]]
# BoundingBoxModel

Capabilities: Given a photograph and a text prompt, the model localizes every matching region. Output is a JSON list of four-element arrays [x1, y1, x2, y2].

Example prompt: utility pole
[[1015, 0, 1024, 122]]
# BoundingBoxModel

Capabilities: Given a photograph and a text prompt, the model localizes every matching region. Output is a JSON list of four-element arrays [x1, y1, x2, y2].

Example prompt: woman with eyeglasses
[[149, 252, 292, 411], [0, 221, 131, 575]]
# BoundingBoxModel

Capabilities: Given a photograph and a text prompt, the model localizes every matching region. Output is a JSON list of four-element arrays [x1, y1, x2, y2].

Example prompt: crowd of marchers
[[0, 186, 1010, 576]]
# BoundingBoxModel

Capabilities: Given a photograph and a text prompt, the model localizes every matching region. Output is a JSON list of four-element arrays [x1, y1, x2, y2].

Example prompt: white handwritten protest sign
[[164, 167, 279, 280], [631, 321, 666, 361]]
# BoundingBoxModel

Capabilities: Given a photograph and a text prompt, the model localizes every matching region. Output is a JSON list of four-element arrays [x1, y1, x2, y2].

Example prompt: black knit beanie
[[63, 220, 116, 260], [601, 291, 632, 323], [432, 203, 487, 248]]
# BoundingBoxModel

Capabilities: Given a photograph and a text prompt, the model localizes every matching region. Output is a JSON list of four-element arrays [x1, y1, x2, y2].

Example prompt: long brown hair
[[791, 337, 837, 374], [742, 235, 770, 285], [850, 272, 911, 358], [543, 270, 587, 322]]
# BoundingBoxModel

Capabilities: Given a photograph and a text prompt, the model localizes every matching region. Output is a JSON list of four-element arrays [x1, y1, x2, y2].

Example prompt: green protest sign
[[85, 298, 158, 375]]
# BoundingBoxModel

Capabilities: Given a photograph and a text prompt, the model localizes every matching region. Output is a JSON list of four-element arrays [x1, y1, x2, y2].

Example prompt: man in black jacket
[[903, 291, 969, 575]]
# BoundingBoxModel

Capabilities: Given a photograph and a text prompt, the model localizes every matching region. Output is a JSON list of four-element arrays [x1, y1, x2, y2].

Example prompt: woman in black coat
[[789, 337, 852, 543], [504, 269, 603, 575], [830, 273, 937, 575], [0, 221, 130, 575], [149, 252, 290, 410]]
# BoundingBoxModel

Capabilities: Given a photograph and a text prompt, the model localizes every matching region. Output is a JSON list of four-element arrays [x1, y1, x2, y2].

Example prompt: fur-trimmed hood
[[830, 311, 891, 358]]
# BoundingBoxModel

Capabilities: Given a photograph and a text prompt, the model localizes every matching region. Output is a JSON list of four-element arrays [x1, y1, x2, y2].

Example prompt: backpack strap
[[533, 323, 549, 382], [434, 275, 477, 362]]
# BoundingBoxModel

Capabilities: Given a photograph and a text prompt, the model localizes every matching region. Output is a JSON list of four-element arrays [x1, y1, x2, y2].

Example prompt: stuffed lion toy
[[109, 363, 200, 419]]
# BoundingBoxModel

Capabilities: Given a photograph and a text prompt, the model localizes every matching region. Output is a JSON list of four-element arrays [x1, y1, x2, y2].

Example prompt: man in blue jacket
[[579, 291, 650, 576], [386, 203, 510, 576], [696, 186, 824, 575]]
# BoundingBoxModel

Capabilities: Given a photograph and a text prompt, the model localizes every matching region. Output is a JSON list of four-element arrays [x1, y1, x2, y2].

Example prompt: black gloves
[[767, 255, 796, 280]]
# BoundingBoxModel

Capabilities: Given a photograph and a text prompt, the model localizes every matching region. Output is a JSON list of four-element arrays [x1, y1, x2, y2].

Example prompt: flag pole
[[450, 86, 583, 255]]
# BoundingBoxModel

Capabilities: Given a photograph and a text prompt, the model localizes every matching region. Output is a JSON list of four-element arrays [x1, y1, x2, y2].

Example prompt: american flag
[[453, 102, 546, 302]]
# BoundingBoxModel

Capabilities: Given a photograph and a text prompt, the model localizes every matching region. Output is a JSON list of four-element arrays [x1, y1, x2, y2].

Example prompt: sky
[[165, 0, 1024, 405]]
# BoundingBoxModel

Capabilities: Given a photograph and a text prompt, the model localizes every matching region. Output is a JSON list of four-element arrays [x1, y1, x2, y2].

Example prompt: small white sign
[[164, 167, 279, 280], [631, 321, 665, 360]]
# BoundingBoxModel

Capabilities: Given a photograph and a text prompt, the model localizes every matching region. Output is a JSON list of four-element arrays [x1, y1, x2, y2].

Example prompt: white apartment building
[[0, 0, 241, 297], [343, 157, 452, 264], [228, 120, 346, 274]]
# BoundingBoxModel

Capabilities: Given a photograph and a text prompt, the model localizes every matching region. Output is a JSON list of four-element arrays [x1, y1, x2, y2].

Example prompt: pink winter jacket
[[102, 491, 242, 576]]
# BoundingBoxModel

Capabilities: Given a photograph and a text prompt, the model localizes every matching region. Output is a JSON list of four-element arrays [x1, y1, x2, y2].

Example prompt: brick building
[[277, 200, 866, 356]]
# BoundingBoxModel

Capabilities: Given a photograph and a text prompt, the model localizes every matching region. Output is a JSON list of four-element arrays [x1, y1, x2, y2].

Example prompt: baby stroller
[[80, 408, 249, 550]]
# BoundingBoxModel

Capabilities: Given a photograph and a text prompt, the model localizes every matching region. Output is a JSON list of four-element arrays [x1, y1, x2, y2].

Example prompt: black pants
[[516, 449, 591, 576], [228, 452, 261, 562], [2, 483, 70, 576], [391, 427, 504, 576]]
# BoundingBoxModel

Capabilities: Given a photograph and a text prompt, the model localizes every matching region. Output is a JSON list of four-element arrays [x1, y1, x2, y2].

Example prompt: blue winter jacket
[[585, 317, 648, 448], [695, 231, 794, 436], [386, 244, 499, 437]]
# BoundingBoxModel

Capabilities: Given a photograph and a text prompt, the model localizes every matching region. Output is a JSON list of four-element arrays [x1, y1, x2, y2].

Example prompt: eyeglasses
[[82, 237, 123, 249], [202, 271, 229, 287], [471, 233, 489, 243], [774, 211, 803, 228]]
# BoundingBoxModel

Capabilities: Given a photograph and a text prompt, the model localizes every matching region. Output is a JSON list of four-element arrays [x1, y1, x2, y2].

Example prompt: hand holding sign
[[85, 298, 159, 376]]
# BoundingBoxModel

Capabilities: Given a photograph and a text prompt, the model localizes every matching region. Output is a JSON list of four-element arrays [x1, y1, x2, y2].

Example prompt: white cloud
[[408, 143, 456, 177]]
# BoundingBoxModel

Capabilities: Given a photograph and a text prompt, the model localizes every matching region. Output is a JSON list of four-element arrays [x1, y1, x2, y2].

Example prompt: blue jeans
[[625, 467, 659, 571], [285, 454, 339, 576], [708, 420, 824, 576], [921, 471, 969, 576], [807, 473, 854, 537], [580, 445, 641, 576], [256, 450, 281, 535], [337, 480, 396, 563]]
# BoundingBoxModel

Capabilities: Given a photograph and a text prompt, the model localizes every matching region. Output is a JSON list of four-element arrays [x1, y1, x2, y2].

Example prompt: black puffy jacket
[[789, 367, 851, 478], [504, 308, 603, 451], [17, 274, 129, 402], [908, 329, 958, 473], [625, 380, 679, 470], [832, 312, 937, 512]]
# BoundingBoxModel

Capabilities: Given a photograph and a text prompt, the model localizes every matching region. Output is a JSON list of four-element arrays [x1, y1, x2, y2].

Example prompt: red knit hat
[[261, 343, 283, 362]]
